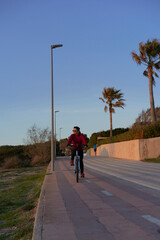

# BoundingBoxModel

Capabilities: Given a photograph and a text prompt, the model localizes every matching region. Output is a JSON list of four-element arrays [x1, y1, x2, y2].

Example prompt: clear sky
[[0, 0, 160, 146]]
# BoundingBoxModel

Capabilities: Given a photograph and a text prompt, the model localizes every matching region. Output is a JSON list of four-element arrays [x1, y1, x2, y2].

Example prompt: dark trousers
[[71, 149, 84, 174]]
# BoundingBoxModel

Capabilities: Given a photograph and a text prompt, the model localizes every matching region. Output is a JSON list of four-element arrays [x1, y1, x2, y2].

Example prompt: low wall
[[87, 137, 160, 160], [139, 137, 160, 159]]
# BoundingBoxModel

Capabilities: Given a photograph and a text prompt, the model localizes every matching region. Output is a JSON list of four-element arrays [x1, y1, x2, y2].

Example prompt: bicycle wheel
[[76, 158, 79, 183]]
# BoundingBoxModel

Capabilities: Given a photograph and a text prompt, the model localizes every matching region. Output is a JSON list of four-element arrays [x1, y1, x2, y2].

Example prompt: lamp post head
[[55, 110, 60, 113], [51, 44, 63, 49]]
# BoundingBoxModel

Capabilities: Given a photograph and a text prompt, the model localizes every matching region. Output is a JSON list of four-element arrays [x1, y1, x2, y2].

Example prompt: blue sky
[[0, 0, 160, 145]]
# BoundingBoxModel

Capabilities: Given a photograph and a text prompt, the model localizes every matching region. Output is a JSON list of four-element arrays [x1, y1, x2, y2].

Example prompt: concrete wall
[[87, 148, 95, 157], [139, 137, 160, 159], [87, 137, 160, 160]]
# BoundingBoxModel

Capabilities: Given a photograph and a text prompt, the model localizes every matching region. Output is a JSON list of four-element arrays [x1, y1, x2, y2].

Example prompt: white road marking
[[85, 180, 91, 183], [142, 215, 160, 227], [101, 190, 113, 196]]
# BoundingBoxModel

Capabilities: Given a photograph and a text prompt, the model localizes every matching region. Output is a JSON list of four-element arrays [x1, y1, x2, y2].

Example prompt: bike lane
[[61, 159, 159, 240], [33, 157, 160, 240]]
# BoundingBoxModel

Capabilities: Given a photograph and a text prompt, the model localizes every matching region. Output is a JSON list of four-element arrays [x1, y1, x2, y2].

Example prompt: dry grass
[[3, 156, 20, 169], [31, 155, 42, 165], [0, 165, 47, 239]]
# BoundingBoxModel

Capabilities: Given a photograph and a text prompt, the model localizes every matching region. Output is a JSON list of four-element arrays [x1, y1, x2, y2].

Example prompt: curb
[[32, 163, 52, 240]]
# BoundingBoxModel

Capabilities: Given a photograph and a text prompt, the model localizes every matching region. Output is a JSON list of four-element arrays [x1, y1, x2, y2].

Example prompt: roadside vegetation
[[0, 165, 47, 240], [0, 125, 51, 239], [88, 120, 160, 147], [88, 128, 129, 148], [0, 124, 71, 239], [142, 156, 160, 163]]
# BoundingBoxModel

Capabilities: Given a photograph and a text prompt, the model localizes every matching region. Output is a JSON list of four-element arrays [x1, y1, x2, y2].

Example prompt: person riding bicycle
[[67, 126, 87, 178]]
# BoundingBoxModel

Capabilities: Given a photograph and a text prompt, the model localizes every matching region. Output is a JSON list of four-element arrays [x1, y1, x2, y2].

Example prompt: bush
[[97, 129, 143, 145], [96, 121, 160, 146], [3, 155, 31, 169], [25, 142, 51, 164], [143, 121, 160, 138], [88, 128, 129, 148], [3, 156, 20, 169], [0, 143, 50, 168], [31, 155, 43, 165], [0, 145, 28, 166], [18, 155, 31, 168]]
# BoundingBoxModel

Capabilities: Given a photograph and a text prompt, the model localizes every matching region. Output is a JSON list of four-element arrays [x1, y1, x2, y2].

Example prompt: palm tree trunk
[[109, 106, 112, 137], [148, 66, 156, 123]]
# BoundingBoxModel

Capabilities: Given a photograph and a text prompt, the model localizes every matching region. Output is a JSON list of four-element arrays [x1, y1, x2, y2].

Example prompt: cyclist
[[67, 126, 87, 178]]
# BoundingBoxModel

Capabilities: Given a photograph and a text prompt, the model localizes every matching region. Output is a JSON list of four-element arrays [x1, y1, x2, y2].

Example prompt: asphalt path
[[33, 156, 160, 240], [84, 156, 160, 192]]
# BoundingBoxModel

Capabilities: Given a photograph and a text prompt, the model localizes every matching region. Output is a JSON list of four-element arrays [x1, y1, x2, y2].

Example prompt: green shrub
[[97, 129, 143, 145], [143, 121, 160, 138], [88, 128, 129, 148], [96, 121, 160, 146]]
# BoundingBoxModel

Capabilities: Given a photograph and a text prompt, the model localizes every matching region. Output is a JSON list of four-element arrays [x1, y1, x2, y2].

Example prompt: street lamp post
[[51, 44, 63, 171], [59, 127, 63, 153], [55, 110, 59, 157], [59, 127, 63, 141]]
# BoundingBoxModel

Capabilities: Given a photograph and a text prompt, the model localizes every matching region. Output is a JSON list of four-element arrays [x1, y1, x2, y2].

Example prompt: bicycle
[[67, 145, 82, 183], [74, 147, 81, 183]]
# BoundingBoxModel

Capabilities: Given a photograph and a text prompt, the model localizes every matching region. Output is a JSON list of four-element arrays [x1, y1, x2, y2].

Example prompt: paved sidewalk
[[32, 159, 112, 240], [32, 161, 77, 240], [32, 157, 160, 240]]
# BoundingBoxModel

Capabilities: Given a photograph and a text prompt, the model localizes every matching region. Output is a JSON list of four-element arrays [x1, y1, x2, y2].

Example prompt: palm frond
[[145, 39, 160, 59], [102, 88, 108, 100], [113, 101, 125, 108], [151, 69, 159, 78], [143, 70, 148, 77], [104, 105, 107, 112], [131, 52, 141, 64], [117, 93, 124, 100], [99, 97, 105, 103], [139, 42, 147, 62], [154, 61, 160, 70]]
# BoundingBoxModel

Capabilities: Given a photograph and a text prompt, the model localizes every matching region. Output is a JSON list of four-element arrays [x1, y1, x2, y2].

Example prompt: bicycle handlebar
[[67, 144, 87, 149]]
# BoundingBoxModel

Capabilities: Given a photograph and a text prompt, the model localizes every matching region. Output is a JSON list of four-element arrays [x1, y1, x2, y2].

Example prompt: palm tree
[[99, 87, 125, 137], [131, 39, 160, 123]]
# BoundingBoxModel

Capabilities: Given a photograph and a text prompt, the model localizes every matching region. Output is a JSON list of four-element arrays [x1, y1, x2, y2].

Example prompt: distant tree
[[26, 124, 51, 144], [99, 87, 125, 137], [88, 128, 128, 148], [133, 107, 160, 127], [83, 134, 89, 144], [88, 133, 97, 148], [25, 124, 51, 164], [131, 39, 160, 123], [59, 138, 68, 155]]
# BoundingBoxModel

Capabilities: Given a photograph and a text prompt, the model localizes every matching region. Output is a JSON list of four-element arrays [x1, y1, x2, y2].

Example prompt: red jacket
[[67, 133, 87, 150]]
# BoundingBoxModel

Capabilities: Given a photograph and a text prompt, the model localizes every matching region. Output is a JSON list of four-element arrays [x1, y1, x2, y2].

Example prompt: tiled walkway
[[33, 157, 160, 240]]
